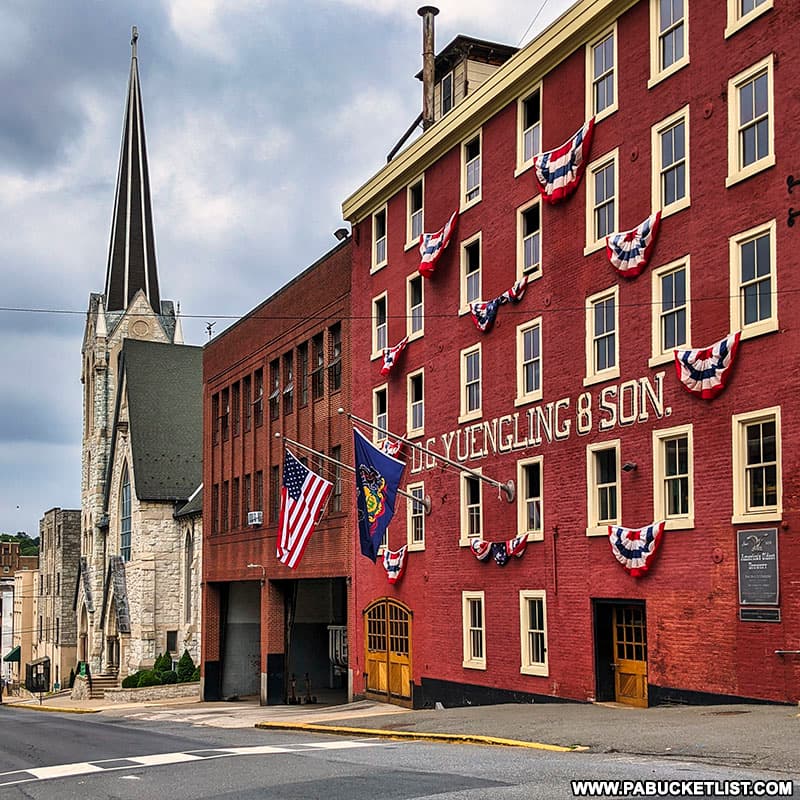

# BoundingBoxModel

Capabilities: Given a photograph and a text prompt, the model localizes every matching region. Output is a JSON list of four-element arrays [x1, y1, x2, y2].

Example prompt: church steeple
[[104, 27, 161, 313]]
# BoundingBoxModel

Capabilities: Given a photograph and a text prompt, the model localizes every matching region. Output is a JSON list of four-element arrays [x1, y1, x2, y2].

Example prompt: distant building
[[1, 541, 38, 683], [10, 570, 35, 687]]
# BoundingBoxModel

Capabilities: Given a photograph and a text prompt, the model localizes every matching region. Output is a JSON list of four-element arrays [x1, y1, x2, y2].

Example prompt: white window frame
[[726, 55, 775, 188], [519, 590, 548, 676], [406, 272, 425, 341], [371, 206, 388, 272], [461, 130, 482, 211], [459, 469, 483, 546], [371, 292, 388, 359], [462, 591, 486, 670], [407, 368, 425, 439], [584, 149, 619, 254], [460, 232, 482, 314], [515, 85, 542, 176], [649, 0, 689, 87], [731, 406, 782, 524], [651, 105, 690, 217], [725, 0, 773, 38], [516, 316, 543, 405], [517, 456, 544, 542], [652, 424, 694, 529], [372, 384, 388, 445], [586, 439, 621, 536], [649, 256, 691, 366], [441, 70, 455, 117], [729, 218, 778, 340], [459, 343, 482, 423], [406, 176, 425, 250], [406, 481, 426, 552], [516, 197, 542, 282], [584, 286, 620, 386], [585, 24, 618, 123]]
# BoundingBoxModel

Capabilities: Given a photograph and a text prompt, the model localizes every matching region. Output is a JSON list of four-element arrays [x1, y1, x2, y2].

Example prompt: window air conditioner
[[247, 511, 263, 526]]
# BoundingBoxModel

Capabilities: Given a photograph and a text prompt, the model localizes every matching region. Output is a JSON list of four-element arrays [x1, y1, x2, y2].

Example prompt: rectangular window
[[372, 293, 388, 357], [330, 445, 342, 513], [517, 88, 542, 172], [269, 465, 280, 523], [519, 591, 548, 676], [269, 359, 280, 421], [460, 344, 482, 422], [254, 368, 264, 427], [407, 482, 426, 550], [516, 317, 543, 405], [407, 273, 424, 340], [243, 474, 251, 521], [211, 483, 219, 535], [461, 132, 482, 209], [297, 342, 309, 407], [727, 55, 774, 187], [462, 591, 486, 669], [312, 333, 324, 399], [441, 71, 454, 116], [650, 0, 688, 85], [653, 425, 694, 529], [407, 178, 424, 244], [587, 440, 621, 535], [652, 107, 690, 216], [221, 388, 230, 441], [460, 472, 483, 543], [56, 572, 60, 596], [585, 151, 618, 252], [725, 0, 772, 38], [730, 219, 778, 340], [328, 323, 342, 392], [372, 206, 387, 270], [650, 258, 690, 366], [517, 200, 541, 279], [586, 26, 617, 121], [732, 407, 781, 523], [211, 393, 219, 445], [460, 234, 482, 312], [282, 353, 293, 415], [517, 457, 544, 540], [407, 369, 424, 437], [166, 630, 178, 653], [373, 385, 388, 444], [255, 470, 264, 515], [232, 382, 240, 436], [221, 480, 229, 533], [231, 477, 240, 530], [243, 375, 252, 432], [55, 617, 60, 645], [585, 287, 619, 385]]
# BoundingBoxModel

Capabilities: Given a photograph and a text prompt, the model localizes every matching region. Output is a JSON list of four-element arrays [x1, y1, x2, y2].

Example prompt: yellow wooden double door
[[364, 599, 413, 707], [613, 605, 648, 707]]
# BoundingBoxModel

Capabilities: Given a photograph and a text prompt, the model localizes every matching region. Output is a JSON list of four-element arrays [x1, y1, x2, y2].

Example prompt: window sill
[[460, 196, 482, 214], [459, 538, 480, 548], [724, 1, 773, 38], [522, 531, 544, 543], [648, 352, 676, 368], [370, 261, 388, 275], [407, 329, 424, 343], [404, 238, 420, 253], [731, 510, 782, 526], [462, 660, 487, 671], [592, 104, 618, 125], [514, 161, 535, 179], [514, 392, 543, 408], [726, 155, 775, 188], [657, 196, 691, 219], [739, 318, 779, 342], [583, 368, 620, 388], [407, 542, 425, 553], [663, 518, 694, 531], [407, 429, 424, 440], [647, 58, 690, 90], [458, 410, 482, 425], [583, 239, 607, 257], [520, 665, 548, 677], [586, 525, 613, 537]]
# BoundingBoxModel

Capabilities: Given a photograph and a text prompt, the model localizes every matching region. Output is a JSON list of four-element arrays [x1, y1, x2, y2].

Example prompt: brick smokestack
[[418, 6, 439, 130]]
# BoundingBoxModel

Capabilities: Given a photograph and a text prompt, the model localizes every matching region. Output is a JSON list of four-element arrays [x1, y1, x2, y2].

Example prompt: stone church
[[76, 29, 202, 682]]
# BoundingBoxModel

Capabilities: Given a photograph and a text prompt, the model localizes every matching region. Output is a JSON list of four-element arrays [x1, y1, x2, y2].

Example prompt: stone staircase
[[90, 672, 119, 699]]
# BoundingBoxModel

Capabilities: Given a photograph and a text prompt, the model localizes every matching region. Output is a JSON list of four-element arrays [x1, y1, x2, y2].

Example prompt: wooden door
[[364, 599, 412, 707], [613, 605, 648, 707]]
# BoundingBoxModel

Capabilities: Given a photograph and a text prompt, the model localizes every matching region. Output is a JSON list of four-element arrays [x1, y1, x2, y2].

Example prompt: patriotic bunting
[[419, 210, 458, 277], [470, 276, 529, 332], [609, 521, 665, 577], [383, 545, 408, 584], [606, 212, 661, 278], [381, 438, 403, 457], [674, 332, 741, 400], [469, 535, 528, 566], [380, 336, 409, 376], [533, 118, 595, 205]]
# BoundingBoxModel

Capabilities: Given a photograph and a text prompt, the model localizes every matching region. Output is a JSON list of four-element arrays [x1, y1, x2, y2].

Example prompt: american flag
[[674, 331, 741, 400], [419, 210, 458, 277], [470, 276, 529, 332], [277, 449, 332, 569], [609, 521, 665, 577], [533, 118, 594, 204], [606, 212, 661, 278], [380, 335, 409, 376]]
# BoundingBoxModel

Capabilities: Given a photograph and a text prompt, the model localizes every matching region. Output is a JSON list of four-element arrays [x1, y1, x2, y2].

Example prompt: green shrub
[[137, 669, 162, 688], [161, 670, 178, 685], [154, 652, 173, 673], [177, 649, 195, 683], [121, 672, 141, 689], [190, 666, 200, 682]]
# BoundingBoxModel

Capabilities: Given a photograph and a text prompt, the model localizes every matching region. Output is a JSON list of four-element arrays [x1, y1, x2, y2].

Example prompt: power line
[[518, 0, 550, 46]]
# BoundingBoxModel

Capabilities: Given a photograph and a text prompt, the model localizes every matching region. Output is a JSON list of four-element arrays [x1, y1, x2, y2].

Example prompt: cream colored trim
[[649, 256, 691, 367], [459, 342, 482, 423], [585, 22, 618, 123], [516, 197, 543, 283], [728, 218, 778, 341], [515, 316, 543, 405], [651, 105, 690, 218], [459, 469, 484, 547], [648, 0, 690, 88], [370, 291, 388, 360], [586, 438, 621, 536], [726, 54, 775, 188], [460, 129, 483, 212], [517, 456, 544, 541], [460, 231, 482, 315], [462, 590, 486, 669], [584, 285, 620, 386], [519, 590, 548, 676], [406, 481, 426, 552], [725, 0, 773, 38], [371, 205, 388, 273], [372, 383, 388, 446], [406, 271, 425, 341], [515, 84, 543, 176], [405, 175, 425, 249], [342, 0, 639, 224], [652, 424, 694, 530], [584, 148, 619, 255], [731, 406, 782, 524], [406, 367, 425, 439]]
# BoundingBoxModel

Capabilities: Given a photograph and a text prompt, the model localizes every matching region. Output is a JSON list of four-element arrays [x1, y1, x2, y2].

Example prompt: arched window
[[120, 465, 131, 561], [184, 529, 193, 624]]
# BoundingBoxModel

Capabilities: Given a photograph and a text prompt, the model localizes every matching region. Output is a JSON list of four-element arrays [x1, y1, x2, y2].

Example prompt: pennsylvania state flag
[[354, 428, 406, 562]]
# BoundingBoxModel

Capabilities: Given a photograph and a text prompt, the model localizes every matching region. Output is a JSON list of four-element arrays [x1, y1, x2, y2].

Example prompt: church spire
[[104, 26, 161, 313]]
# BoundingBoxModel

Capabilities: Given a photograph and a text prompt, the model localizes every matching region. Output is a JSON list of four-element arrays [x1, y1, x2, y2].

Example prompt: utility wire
[[518, 0, 550, 46]]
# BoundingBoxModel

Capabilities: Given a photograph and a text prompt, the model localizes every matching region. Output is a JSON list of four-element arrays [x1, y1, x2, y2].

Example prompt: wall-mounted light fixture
[[622, 462, 638, 473]]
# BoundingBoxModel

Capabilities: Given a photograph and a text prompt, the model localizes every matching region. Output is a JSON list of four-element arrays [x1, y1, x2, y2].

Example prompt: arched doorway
[[363, 598, 413, 707], [79, 605, 89, 663]]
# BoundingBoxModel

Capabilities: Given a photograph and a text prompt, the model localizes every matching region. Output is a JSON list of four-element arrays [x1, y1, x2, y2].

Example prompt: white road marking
[[129, 753, 204, 766], [29, 763, 105, 779]]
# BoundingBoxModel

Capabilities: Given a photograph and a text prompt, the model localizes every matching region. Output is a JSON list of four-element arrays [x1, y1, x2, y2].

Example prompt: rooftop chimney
[[418, 6, 439, 130]]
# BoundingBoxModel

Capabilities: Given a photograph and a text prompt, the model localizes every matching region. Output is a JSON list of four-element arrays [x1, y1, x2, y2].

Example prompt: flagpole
[[274, 433, 432, 514], [338, 408, 515, 503]]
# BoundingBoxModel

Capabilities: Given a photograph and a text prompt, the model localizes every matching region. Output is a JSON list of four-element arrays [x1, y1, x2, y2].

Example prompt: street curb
[[254, 721, 584, 751], [3, 703, 100, 714]]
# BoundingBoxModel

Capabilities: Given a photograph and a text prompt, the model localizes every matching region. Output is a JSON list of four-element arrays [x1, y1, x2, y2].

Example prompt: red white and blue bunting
[[533, 118, 595, 205], [674, 331, 741, 400], [380, 438, 403, 457], [606, 212, 661, 278], [419, 210, 458, 277], [469, 535, 528, 566], [609, 521, 665, 577], [470, 276, 529, 332], [380, 336, 409, 377], [383, 545, 408, 584]]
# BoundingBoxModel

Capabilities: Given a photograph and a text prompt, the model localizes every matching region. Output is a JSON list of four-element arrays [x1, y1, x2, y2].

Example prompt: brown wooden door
[[613, 605, 648, 707], [364, 599, 412, 707]]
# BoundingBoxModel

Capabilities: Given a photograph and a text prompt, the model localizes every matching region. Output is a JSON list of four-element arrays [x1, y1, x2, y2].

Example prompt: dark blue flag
[[354, 428, 406, 562]]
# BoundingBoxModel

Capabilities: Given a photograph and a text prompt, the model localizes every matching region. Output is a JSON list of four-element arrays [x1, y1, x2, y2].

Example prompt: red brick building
[[342, 0, 799, 706], [202, 239, 353, 703]]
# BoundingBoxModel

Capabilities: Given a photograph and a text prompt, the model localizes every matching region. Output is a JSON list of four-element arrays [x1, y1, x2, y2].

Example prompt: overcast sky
[[0, 0, 574, 537]]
